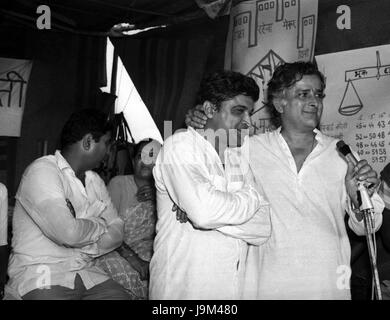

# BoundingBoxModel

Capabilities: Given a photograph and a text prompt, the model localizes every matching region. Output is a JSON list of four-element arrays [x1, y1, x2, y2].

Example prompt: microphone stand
[[357, 183, 382, 300]]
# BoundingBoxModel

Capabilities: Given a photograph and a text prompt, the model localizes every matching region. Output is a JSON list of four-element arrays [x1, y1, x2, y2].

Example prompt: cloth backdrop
[[112, 16, 229, 139]]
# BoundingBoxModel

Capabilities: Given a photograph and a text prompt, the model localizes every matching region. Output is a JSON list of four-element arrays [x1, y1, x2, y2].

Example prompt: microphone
[[337, 142, 382, 299], [336, 140, 358, 166], [336, 140, 374, 210]]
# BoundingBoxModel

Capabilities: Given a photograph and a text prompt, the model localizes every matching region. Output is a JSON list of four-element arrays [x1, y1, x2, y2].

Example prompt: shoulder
[[315, 130, 340, 152], [316, 130, 337, 145], [22, 155, 59, 180], [249, 131, 276, 147], [159, 129, 200, 158], [156, 129, 207, 169], [16, 155, 64, 199], [161, 129, 194, 150]]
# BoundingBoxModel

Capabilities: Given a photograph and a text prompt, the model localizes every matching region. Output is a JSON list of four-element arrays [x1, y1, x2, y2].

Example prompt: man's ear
[[273, 96, 286, 114], [203, 101, 216, 119], [82, 133, 93, 151]]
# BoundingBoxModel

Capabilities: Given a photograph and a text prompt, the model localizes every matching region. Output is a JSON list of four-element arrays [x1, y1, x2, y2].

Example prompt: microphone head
[[336, 140, 352, 156]]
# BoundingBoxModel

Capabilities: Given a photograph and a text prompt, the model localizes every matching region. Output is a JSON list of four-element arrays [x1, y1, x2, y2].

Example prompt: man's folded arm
[[17, 163, 107, 248], [86, 173, 125, 256], [217, 205, 271, 245], [157, 144, 261, 229], [92, 218, 124, 256]]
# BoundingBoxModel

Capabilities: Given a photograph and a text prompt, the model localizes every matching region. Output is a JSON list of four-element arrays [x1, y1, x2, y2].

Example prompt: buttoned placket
[[277, 131, 321, 205], [198, 130, 244, 289]]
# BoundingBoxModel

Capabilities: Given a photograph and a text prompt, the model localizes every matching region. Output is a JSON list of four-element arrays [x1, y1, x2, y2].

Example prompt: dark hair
[[133, 139, 152, 159], [266, 61, 326, 127], [196, 70, 259, 110], [60, 108, 113, 150]]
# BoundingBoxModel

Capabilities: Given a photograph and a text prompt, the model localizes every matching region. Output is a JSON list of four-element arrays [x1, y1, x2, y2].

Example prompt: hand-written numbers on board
[[320, 112, 390, 167]]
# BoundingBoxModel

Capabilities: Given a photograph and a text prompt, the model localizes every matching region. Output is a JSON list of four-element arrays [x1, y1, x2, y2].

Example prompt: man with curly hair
[[185, 62, 384, 299]]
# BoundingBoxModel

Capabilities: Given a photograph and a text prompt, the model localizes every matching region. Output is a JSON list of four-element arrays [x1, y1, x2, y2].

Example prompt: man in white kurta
[[185, 62, 384, 300], [7, 151, 125, 298], [242, 128, 384, 299], [149, 70, 271, 300], [150, 128, 270, 299], [7, 109, 128, 300]]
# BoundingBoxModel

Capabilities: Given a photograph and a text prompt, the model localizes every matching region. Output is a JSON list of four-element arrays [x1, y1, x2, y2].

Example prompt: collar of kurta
[[188, 126, 250, 150], [275, 126, 325, 147], [54, 150, 95, 185], [55, 150, 73, 171]]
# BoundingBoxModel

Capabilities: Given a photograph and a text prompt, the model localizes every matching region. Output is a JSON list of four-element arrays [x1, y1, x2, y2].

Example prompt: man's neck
[[280, 126, 317, 172], [61, 148, 86, 179], [202, 124, 227, 162], [280, 126, 316, 146]]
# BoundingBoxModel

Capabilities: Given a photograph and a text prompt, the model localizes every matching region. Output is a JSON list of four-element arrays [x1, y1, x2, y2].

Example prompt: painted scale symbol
[[339, 51, 390, 116]]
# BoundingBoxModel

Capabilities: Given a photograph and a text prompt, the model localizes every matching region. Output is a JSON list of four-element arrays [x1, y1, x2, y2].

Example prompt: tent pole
[[109, 47, 118, 117]]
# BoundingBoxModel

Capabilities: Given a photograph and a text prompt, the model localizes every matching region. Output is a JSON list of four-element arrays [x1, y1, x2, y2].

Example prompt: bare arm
[[185, 104, 208, 129]]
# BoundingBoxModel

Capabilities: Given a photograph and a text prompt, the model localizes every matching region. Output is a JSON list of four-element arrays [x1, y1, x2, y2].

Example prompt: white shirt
[[8, 151, 124, 297], [242, 128, 384, 300], [0, 183, 8, 246], [150, 127, 271, 300]]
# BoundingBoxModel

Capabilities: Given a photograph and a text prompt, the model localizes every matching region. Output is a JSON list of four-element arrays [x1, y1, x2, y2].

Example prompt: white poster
[[316, 44, 390, 174], [0, 58, 32, 137], [225, 0, 318, 132]]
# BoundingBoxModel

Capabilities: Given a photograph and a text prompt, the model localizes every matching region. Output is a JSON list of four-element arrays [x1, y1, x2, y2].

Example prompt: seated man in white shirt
[[149, 70, 271, 300], [0, 183, 8, 300], [185, 62, 384, 299], [7, 108, 129, 300]]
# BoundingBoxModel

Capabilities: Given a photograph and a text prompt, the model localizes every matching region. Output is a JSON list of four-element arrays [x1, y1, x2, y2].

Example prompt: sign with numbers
[[316, 44, 390, 173]]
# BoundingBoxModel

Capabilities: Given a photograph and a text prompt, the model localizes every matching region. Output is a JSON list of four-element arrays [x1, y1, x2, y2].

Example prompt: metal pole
[[362, 208, 382, 300]]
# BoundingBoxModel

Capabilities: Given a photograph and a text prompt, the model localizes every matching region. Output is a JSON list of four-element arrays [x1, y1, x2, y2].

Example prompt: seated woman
[[96, 139, 160, 299]]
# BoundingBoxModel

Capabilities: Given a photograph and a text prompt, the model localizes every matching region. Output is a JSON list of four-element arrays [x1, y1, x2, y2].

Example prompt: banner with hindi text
[[224, 0, 318, 132], [0, 58, 32, 137]]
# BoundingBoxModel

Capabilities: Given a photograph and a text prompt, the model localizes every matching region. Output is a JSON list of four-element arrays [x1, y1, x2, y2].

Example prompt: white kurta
[[8, 151, 124, 297], [242, 128, 384, 300], [150, 127, 271, 300]]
